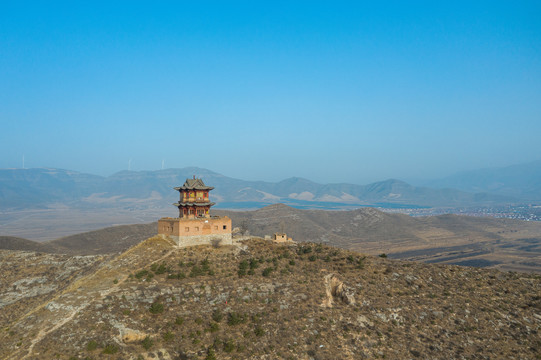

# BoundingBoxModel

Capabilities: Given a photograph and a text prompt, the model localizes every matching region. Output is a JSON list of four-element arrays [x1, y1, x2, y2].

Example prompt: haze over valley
[[1, 159, 541, 240]]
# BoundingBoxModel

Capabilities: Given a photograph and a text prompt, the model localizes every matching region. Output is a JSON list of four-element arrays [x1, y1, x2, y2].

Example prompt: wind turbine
[[128, 159, 132, 171], [22, 155, 25, 169], [162, 159, 165, 170]]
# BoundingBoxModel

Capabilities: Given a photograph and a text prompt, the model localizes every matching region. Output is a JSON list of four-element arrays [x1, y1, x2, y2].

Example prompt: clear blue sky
[[1, 1, 540, 184]]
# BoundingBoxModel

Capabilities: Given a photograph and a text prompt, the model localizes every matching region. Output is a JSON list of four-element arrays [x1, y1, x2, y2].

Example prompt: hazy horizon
[[1, 2, 540, 184]]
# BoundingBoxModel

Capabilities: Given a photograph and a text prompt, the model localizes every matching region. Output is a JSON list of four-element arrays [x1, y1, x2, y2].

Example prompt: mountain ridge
[[427, 159, 541, 200], [0, 167, 516, 211]]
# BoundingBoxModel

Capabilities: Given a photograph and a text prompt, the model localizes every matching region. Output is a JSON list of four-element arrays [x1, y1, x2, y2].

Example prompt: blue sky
[[1, 1, 540, 184]]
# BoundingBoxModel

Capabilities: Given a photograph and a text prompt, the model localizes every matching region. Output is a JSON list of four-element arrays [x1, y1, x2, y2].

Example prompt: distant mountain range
[[426, 159, 541, 200], [0, 166, 522, 211]]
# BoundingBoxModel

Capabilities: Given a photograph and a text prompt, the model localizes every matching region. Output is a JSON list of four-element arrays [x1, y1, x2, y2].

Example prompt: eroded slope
[[1, 238, 540, 359]]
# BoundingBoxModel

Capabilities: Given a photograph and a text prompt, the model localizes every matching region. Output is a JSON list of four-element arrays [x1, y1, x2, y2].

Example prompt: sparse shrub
[[86, 340, 98, 351], [167, 271, 186, 280], [249, 258, 259, 269], [212, 309, 223, 322], [149, 301, 164, 314], [297, 245, 312, 254], [175, 316, 184, 325], [113, 278, 118, 284], [254, 325, 264, 337], [227, 312, 246, 326], [224, 339, 235, 353], [289, 260, 296, 266], [200, 258, 211, 272], [262, 267, 273, 277], [102, 344, 118, 354], [134, 269, 149, 279], [205, 347, 217, 360], [308, 255, 317, 262], [163, 331, 174, 342], [208, 322, 219, 332], [153, 262, 168, 275], [190, 265, 204, 277], [379, 253, 388, 258], [238, 260, 249, 276], [141, 336, 153, 350], [356, 256, 366, 269]]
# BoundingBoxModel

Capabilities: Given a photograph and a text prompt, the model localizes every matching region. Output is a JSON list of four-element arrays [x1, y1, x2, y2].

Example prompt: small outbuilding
[[273, 233, 293, 243]]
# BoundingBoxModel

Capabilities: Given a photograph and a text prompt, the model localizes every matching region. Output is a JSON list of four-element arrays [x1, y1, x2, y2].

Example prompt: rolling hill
[[218, 204, 541, 273], [0, 236, 56, 253], [3, 204, 540, 273]]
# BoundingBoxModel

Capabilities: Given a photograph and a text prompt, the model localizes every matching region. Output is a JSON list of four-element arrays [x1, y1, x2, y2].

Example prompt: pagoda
[[157, 176, 232, 247], [174, 176, 216, 218]]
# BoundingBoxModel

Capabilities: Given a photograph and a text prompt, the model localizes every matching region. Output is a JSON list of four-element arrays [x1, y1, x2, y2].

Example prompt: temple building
[[158, 177, 232, 247], [174, 177, 215, 219]]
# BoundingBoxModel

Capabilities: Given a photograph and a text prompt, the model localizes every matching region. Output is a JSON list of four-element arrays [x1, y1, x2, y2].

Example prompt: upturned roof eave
[[173, 202, 216, 207]]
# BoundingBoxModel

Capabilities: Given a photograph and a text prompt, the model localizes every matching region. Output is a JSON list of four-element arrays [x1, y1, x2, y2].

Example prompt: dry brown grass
[[1, 238, 540, 359]]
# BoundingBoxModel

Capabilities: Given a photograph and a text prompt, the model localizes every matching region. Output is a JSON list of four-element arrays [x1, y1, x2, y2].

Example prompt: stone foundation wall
[[159, 233, 233, 248], [157, 216, 232, 248]]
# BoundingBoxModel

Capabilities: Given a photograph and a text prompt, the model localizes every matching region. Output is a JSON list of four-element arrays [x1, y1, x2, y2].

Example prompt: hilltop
[[1, 237, 540, 359]]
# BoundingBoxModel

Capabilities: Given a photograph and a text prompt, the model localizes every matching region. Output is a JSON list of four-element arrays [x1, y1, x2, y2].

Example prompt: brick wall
[[157, 216, 232, 247]]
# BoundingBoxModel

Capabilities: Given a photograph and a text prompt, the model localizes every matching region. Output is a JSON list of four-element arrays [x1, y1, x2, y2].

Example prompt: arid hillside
[[218, 204, 541, 273], [2, 204, 541, 273], [1, 237, 540, 360], [0, 236, 56, 253]]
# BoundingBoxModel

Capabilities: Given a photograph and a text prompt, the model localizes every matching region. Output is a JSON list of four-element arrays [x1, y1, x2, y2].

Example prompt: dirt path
[[6, 237, 177, 360]]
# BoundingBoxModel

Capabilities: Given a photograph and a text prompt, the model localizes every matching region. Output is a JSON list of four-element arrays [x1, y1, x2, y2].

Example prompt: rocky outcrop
[[321, 273, 355, 307]]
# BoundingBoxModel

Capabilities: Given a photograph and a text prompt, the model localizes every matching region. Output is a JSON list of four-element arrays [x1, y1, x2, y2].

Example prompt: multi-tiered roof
[[173, 177, 215, 218]]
